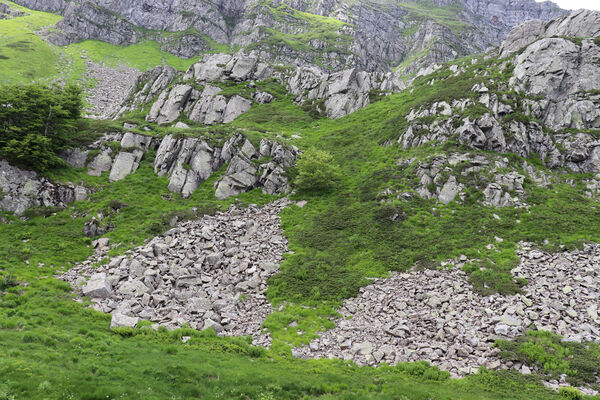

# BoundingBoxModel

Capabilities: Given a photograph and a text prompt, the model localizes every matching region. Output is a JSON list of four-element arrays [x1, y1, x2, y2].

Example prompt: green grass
[[0, 3, 62, 83], [0, 1, 203, 85], [64, 39, 202, 78], [396, 1, 468, 33], [2, 13, 600, 397], [0, 148, 567, 400], [497, 331, 600, 389], [244, 1, 354, 69]]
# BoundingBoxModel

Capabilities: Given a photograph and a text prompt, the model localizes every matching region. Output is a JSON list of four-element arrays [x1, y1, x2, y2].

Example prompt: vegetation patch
[[497, 331, 600, 388], [0, 83, 82, 171]]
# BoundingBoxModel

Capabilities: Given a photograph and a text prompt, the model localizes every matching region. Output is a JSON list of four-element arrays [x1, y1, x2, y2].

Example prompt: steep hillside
[[1, 5, 600, 400], [11, 0, 565, 75]]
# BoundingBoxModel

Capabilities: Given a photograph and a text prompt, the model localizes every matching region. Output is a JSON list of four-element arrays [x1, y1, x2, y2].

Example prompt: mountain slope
[[12, 0, 566, 74], [2, 6, 600, 400]]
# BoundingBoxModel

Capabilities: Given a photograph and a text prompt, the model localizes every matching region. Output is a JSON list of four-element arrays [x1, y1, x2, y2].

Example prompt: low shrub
[[295, 147, 341, 192]]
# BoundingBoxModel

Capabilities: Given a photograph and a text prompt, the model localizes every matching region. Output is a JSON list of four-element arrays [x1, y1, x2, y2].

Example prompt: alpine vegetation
[[1, 1, 600, 399]]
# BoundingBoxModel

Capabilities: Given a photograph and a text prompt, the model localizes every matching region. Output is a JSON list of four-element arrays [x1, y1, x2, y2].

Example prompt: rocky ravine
[[294, 243, 600, 388], [62, 199, 293, 346]]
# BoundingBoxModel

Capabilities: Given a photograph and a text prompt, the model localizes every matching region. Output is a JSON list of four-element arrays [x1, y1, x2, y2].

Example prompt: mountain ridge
[[12, 0, 566, 74]]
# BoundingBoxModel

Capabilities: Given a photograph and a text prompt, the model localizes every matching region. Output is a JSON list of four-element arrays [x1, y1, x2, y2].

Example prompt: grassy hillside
[[0, 1, 201, 85], [2, 53, 600, 398], [1, 2, 600, 399]]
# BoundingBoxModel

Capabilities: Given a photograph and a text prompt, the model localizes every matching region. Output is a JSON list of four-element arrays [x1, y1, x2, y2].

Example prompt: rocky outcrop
[[154, 133, 299, 199], [67, 132, 156, 181], [399, 100, 558, 165], [397, 87, 600, 174], [494, 10, 600, 132], [294, 243, 600, 379], [287, 67, 402, 119], [500, 10, 600, 58], [61, 199, 291, 345], [391, 153, 527, 208], [214, 136, 299, 200], [61, 129, 298, 200], [121, 53, 402, 122], [0, 2, 25, 19], [0, 160, 89, 216], [11, 0, 66, 12]]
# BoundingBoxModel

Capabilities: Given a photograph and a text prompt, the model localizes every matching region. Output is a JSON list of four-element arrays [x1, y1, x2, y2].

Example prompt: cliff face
[[13, 0, 565, 73]]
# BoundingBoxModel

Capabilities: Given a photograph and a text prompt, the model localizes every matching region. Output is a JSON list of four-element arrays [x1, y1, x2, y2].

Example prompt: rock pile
[[61, 199, 291, 345], [83, 61, 140, 119], [294, 243, 600, 378]]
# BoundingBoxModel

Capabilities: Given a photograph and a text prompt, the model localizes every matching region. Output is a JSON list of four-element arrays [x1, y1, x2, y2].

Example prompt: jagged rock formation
[[392, 153, 528, 208], [61, 199, 291, 345], [396, 11, 600, 177], [500, 9, 600, 58], [505, 12, 600, 133], [120, 53, 402, 121], [0, 128, 297, 216], [154, 133, 299, 199], [0, 160, 89, 216], [64, 130, 299, 200], [371, 9, 600, 210], [294, 243, 600, 381], [398, 95, 566, 168], [13, 0, 565, 74]]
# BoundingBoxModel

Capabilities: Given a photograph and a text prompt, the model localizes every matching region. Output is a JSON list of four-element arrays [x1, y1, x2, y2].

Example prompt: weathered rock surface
[[123, 53, 403, 122], [0, 2, 25, 18], [294, 243, 600, 378], [60, 130, 298, 201], [398, 91, 600, 174], [497, 10, 600, 132], [61, 199, 291, 345], [500, 10, 600, 57], [13, 0, 565, 74], [0, 160, 89, 216], [82, 273, 112, 299], [154, 133, 299, 199]]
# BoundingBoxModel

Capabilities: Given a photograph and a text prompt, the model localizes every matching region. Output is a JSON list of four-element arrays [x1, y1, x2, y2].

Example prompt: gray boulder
[[153, 84, 193, 125], [83, 273, 112, 299], [110, 313, 139, 329], [223, 95, 252, 123], [88, 151, 113, 177], [61, 148, 89, 168], [120, 132, 152, 150], [0, 160, 77, 215], [117, 280, 149, 298], [109, 152, 141, 182]]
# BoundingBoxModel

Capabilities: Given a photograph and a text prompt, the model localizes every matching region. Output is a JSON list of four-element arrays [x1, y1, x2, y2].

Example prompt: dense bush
[[0, 83, 82, 171], [295, 147, 341, 192]]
